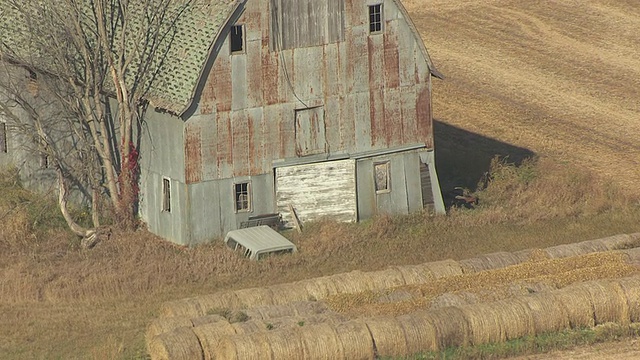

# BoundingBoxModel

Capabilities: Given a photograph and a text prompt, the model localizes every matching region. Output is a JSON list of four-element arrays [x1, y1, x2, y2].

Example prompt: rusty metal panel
[[347, 25, 369, 93], [262, 49, 279, 106], [261, 106, 281, 171], [202, 49, 232, 114], [231, 53, 248, 111], [231, 110, 250, 177], [383, 87, 403, 147], [404, 151, 424, 213], [339, 94, 356, 151], [323, 43, 339, 97], [247, 107, 263, 175], [345, 0, 365, 27], [216, 111, 233, 179], [278, 104, 296, 159], [293, 46, 323, 101], [324, 95, 342, 152], [200, 115, 219, 181], [184, 120, 202, 184], [397, 17, 417, 87], [367, 33, 385, 90], [246, 40, 263, 109], [383, 20, 400, 89], [295, 106, 326, 156], [328, 0, 346, 43], [416, 84, 433, 148], [353, 91, 372, 150], [400, 86, 418, 144], [278, 50, 294, 104], [369, 88, 385, 147], [276, 159, 357, 226]]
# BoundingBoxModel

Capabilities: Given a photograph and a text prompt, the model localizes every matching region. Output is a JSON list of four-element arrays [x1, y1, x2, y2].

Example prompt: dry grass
[[2, 0, 640, 358]]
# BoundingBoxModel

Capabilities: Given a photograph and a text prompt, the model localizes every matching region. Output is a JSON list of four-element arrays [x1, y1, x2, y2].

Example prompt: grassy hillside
[[1, 1, 639, 359]]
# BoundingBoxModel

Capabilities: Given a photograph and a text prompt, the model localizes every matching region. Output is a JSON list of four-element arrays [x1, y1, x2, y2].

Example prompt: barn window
[[369, 4, 383, 34], [0, 122, 7, 153], [234, 181, 252, 212], [230, 25, 245, 54], [374, 161, 390, 193], [162, 177, 171, 212]]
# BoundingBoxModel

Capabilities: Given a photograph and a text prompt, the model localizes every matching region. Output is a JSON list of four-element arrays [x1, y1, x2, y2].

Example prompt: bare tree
[[0, 0, 193, 242]]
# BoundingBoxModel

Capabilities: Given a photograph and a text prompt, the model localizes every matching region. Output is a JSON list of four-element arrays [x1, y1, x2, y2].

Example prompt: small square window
[[162, 177, 171, 212], [374, 162, 390, 193], [369, 4, 383, 34], [0, 123, 7, 153], [230, 24, 245, 54], [234, 182, 252, 212]]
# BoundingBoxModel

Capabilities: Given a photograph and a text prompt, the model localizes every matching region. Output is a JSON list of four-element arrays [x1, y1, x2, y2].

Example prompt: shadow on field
[[434, 120, 535, 206]]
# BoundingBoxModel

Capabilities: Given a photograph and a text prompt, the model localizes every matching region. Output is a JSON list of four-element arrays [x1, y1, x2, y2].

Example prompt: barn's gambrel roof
[[0, 0, 243, 114]]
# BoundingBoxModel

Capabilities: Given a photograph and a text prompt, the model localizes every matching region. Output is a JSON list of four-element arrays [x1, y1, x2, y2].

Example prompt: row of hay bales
[[159, 233, 640, 319], [149, 275, 640, 360]]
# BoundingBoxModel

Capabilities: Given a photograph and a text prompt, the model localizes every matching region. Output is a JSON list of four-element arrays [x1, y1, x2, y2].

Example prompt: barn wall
[[190, 0, 434, 182]]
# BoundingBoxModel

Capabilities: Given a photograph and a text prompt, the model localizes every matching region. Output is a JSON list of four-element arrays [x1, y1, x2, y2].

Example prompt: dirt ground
[[403, 0, 640, 195]]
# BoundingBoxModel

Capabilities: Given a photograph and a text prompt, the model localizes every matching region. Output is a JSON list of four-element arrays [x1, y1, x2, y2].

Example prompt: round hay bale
[[301, 312, 349, 326], [396, 311, 437, 354], [252, 304, 296, 320], [616, 276, 640, 322], [330, 271, 374, 294], [596, 234, 635, 250], [621, 248, 640, 266], [233, 287, 275, 309], [300, 277, 340, 300], [300, 322, 343, 359], [582, 280, 629, 325], [426, 306, 470, 350], [232, 319, 269, 334], [364, 316, 408, 357], [517, 293, 568, 335], [367, 267, 407, 291], [394, 264, 434, 285], [459, 252, 521, 272], [334, 319, 374, 359], [573, 239, 609, 254], [213, 332, 272, 360], [190, 314, 227, 327], [553, 284, 596, 329], [544, 244, 582, 259], [429, 292, 471, 309], [146, 317, 193, 347], [192, 321, 237, 360], [160, 297, 204, 318], [512, 249, 535, 263], [147, 327, 204, 360], [290, 300, 330, 316], [458, 302, 504, 345], [270, 283, 312, 305], [265, 327, 306, 359], [197, 291, 241, 315], [494, 299, 535, 340], [424, 259, 464, 278]]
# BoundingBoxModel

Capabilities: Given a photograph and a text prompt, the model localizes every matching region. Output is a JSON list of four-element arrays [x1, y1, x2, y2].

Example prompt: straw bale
[[334, 320, 375, 360], [330, 271, 374, 294], [459, 302, 504, 345], [494, 299, 535, 340], [190, 315, 226, 327], [147, 327, 204, 360], [300, 322, 343, 359], [430, 292, 471, 309], [302, 313, 349, 325], [233, 287, 275, 309], [300, 277, 340, 300], [377, 290, 414, 304], [397, 311, 437, 354], [213, 332, 272, 360], [394, 264, 434, 285], [160, 297, 204, 318], [573, 239, 609, 254], [232, 319, 268, 334], [367, 267, 407, 291], [270, 283, 312, 305], [427, 306, 471, 350], [512, 249, 535, 263], [265, 327, 306, 359], [364, 316, 408, 357], [197, 291, 241, 315], [596, 234, 636, 250], [424, 259, 464, 278], [544, 244, 582, 259], [146, 317, 193, 346], [459, 252, 521, 273], [616, 276, 640, 322], [192, 321, 237, 360], [582, 280, 629, 325], [250, 304, 295, 320], [518, 293, 568, 334], [553, 285, 595, 328], [290, 300, 331, 316], [621, 248, 640, 266]]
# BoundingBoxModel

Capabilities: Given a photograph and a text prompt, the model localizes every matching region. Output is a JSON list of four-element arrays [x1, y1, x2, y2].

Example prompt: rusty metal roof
[[0, 0, 243, 115]]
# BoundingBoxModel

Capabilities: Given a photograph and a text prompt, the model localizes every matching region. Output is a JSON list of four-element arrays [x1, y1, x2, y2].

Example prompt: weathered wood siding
[[276, 159, 357, 225], [189, 0, 434, 183]]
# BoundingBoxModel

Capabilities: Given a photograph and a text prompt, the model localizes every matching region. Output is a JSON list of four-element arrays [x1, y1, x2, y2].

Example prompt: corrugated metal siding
[[191, 0, 433, 182], [276, 159, 357, 226]]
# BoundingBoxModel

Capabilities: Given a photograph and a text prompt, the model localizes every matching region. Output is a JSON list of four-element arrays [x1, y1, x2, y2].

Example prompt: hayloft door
[[295, 106, 326, 156]]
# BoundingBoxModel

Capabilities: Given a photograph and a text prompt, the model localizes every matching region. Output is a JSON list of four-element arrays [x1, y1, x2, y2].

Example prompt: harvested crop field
[[149, 234, 640, 359], [403, 0, 640, 195]]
